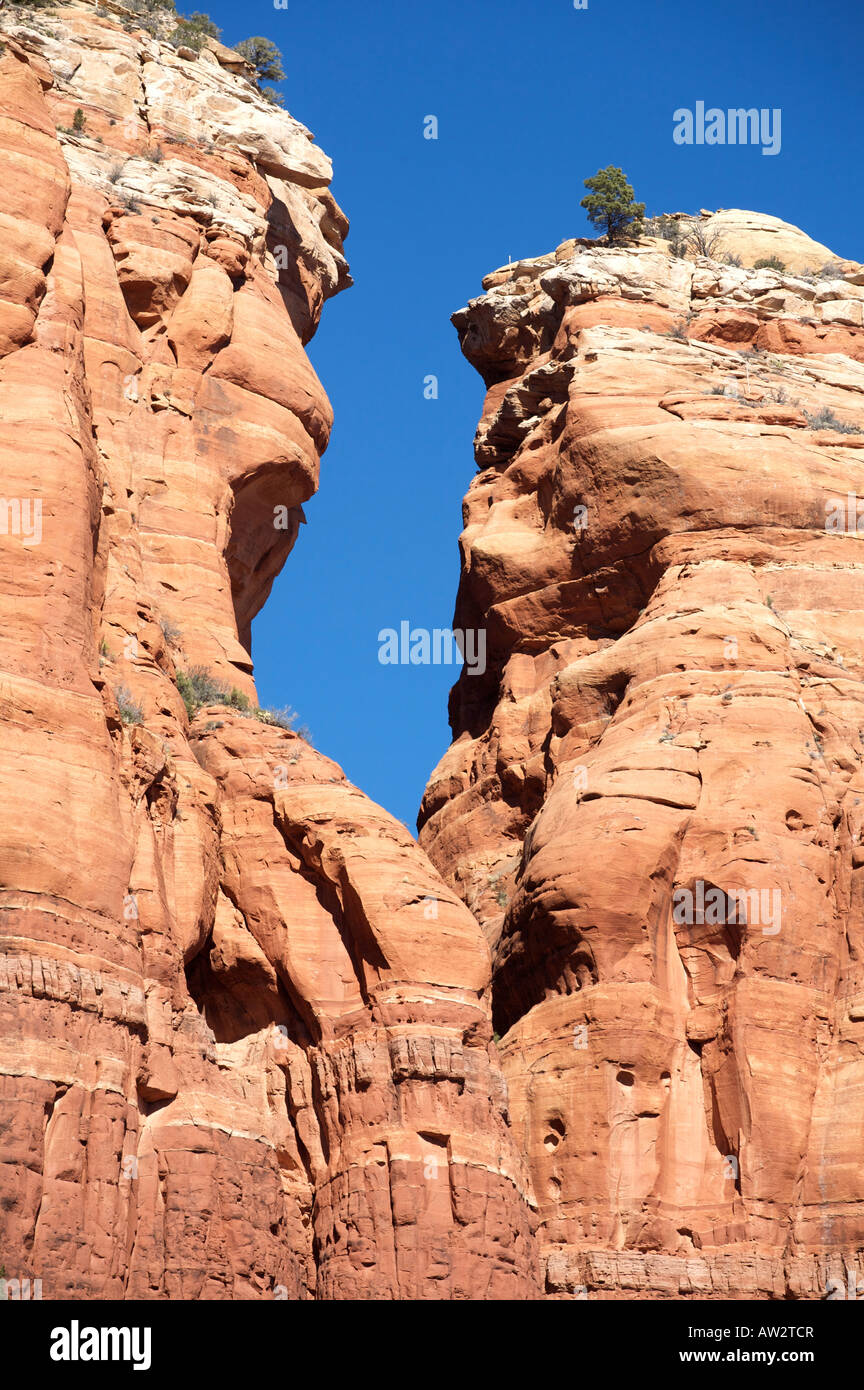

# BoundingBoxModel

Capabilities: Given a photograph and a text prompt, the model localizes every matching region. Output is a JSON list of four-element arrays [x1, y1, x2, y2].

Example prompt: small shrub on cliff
[[175, 669, 310, 737], [804, 406, 863, 434], [580, 166, 645, 245], [254, 706, 299, 731], [116, 685, 144, 726], [123, 0, 176, 38], [647, 214, 686, 258], [687, 223, 722, 259], [646, 215, 687, 258], [72, 108, 86, 132], [753, 256, 786, 272], [235, 36, 285, 85], [128, 0, 177, 12], [168, 11, 220, 50], [159, 616, 182, 648], [176, 666, 251, 718]]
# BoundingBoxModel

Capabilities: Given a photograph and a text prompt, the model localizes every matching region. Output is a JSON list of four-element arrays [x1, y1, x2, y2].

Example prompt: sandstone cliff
[[4, 0, 864, 1309], [419, 212, 864, 1298], [0, 2, 538, 1299]]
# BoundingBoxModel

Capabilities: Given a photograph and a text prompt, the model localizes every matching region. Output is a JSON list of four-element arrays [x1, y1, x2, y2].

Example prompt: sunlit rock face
[[419, 220, 864, 1299], [0, 2, 539, 1300]]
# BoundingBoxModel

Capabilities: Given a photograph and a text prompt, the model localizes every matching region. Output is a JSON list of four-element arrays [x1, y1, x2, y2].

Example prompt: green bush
[[168, 11, 220, 50], [175, 666, 312, 738], [176, 665, 250, 718], [753, 256, 786, 272], [236, 36, 285, 85], [72, 108, 86, 132]]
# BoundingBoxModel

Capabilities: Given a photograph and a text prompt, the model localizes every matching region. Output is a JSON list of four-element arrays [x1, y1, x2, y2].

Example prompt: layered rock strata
[[420, 213, 864, 1299], [0, 2, 538, 1299]]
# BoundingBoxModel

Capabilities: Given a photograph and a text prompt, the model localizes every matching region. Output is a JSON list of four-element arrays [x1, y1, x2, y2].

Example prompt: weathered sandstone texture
[[0, 2, 538, 1299], [651, 207, 858, 277], [419, 218, 864, 1298]]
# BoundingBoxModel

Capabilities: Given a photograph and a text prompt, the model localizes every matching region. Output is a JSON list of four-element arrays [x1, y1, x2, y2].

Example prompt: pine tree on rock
[[580, 166, 645, 244]]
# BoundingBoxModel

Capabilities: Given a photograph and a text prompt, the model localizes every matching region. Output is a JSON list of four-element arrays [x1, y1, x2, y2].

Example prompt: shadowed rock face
[[0, 3, 539, 1300], [419, 225, 864, 1299]]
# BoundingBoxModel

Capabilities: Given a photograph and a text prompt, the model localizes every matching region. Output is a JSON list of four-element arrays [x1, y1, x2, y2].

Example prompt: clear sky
[[204, 0, 863, 830]]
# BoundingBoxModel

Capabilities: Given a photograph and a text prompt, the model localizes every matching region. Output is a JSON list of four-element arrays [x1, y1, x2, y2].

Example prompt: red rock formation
[[6, 0, 863, 1307], [0, 3, 538, 1299], [420, 224, 864, 1299]]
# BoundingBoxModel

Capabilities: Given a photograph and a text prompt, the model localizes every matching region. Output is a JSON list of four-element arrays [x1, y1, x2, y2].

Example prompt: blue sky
[[204, 0, 863, 830]]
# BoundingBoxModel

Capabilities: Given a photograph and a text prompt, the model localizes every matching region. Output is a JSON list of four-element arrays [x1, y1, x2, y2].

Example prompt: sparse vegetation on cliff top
[[13, 0, 286, 105], [175, 665, 307, 736]]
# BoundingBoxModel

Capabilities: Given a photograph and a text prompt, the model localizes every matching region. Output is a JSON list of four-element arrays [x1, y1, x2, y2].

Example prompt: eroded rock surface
[[0, 2, 538, 1299], [419, 221, 864, 1299]]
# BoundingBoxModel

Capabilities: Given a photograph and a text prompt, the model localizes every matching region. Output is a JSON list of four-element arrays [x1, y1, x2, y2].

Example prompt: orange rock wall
[[419, 233, 864, 1298], [0, 5, 538, 1300], [5, 0, 864, 1305]]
